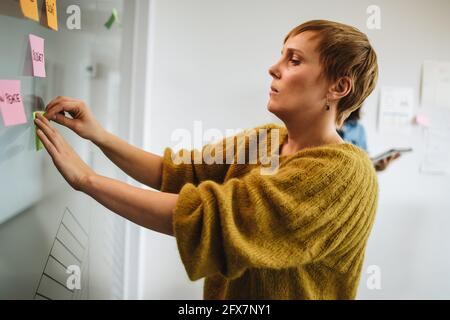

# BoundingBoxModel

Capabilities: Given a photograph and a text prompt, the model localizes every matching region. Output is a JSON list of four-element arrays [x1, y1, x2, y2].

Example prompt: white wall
[[141, 0, 450, 299]]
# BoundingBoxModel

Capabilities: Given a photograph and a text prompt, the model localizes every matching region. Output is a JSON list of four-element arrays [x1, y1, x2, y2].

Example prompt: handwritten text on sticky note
[[20, 0, 39, 22], [0, 80, 27, 127], [46, 0, 58, 31], [29, 34, 46, 77]]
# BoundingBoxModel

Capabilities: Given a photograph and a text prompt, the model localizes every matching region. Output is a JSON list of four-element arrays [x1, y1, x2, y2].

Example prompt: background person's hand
[[374, 153, 401, 172], [34, 112, 96, 191], [44, 96, 106, 144]]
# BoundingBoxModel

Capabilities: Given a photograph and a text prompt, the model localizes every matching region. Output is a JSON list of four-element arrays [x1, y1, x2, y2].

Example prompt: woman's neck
[[280, 123, 345, 156]]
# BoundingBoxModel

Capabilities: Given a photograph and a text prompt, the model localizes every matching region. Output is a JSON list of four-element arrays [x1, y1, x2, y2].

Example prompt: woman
[[35, 20, 379, 299]]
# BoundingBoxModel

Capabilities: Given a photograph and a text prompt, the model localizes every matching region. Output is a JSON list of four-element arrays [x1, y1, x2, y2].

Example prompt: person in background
[[337, 108, 401, 171]]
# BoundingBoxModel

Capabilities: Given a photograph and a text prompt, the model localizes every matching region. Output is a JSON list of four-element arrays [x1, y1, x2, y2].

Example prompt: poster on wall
[[419, 108, 450, 175], [378, 87, 414, 134], [419, 61, 450, 175], [421, 60, 450, 109]]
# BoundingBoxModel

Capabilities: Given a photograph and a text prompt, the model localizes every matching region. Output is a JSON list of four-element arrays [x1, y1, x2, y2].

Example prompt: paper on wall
[[46, 0, 58, 31], [421, 60, 450, 109], [20, 0, 39, 22], [29, 34, 46, 78], [0, 80, 27, 127], [378, 87, 414, 133]]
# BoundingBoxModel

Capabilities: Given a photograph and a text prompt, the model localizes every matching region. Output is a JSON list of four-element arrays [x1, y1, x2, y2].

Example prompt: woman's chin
[[267, 102, 280, 114], [267, 103, 290, 120]]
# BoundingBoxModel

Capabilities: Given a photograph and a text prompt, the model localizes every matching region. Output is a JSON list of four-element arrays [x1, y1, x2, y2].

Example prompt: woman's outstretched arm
[[43, 96, 164, 190], [81, 174, 178, 236], [95, 131, 164, 190], [34, 112, 176, 235]]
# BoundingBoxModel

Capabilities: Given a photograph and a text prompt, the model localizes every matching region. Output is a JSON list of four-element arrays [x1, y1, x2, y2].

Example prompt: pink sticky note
[[415, 114, 430, 127], [29, 34, 46, 77], [0, 80, 27, 127]]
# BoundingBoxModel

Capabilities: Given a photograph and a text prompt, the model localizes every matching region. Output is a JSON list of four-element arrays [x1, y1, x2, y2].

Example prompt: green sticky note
[[104, 8, 119, 29], [33, 111, 45, 151]]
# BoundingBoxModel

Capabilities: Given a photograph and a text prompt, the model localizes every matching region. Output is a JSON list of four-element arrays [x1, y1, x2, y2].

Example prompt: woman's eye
[[289, 59, 301, 65]]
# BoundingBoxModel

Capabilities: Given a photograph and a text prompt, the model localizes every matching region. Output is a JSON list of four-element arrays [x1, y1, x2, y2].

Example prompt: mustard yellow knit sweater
[[160, 123, 379, 300]]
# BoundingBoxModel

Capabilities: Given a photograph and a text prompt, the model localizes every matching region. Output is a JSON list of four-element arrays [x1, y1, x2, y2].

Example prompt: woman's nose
[[268, 64, 281, 79]]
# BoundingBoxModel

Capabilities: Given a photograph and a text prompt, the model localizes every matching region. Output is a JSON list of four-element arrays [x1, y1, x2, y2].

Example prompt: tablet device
[[370, 147, 413, 163]]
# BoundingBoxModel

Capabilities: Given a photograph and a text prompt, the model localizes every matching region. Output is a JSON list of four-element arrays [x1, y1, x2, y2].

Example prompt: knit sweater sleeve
[[160, 123, 277, 193], [172, 148, 378, 281]]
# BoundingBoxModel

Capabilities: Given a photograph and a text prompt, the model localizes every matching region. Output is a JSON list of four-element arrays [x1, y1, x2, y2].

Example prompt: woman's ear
[[329, 76, 352, 101]]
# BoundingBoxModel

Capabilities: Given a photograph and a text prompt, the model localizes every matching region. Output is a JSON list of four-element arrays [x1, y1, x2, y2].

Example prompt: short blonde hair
[[284, 20, 378, 128]]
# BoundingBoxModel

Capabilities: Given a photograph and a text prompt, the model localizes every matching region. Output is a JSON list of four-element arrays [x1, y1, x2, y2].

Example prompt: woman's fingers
[[45, 96, 74, 111], [36, 112, 56, 134], [36, 129, 58, 158], [45, 96, 67, 114], [45, 97, 80, 118], [54, 112, 77, 131], [35, 113, 63, 152], [387, 153, 401, 163], [45, 100, 79, 120]]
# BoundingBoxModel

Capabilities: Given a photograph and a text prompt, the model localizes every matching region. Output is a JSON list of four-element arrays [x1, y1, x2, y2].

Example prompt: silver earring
[[325, 97, 330, 111]]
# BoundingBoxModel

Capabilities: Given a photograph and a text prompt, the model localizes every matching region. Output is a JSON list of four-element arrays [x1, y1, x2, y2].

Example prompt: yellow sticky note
[[45, 0, 58, 31], [20, 0, 39, 22]]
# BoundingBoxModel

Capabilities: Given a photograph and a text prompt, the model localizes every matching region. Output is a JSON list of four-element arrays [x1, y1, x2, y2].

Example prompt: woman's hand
[[374, 153, 401, 172], [44, 96, 106, 144], [34, 113, 96, 191]]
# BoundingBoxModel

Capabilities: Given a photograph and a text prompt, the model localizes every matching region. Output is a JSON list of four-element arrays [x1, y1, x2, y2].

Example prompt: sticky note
[[33, 111, 45, 151], [20, 0, 39, 22], [104, 8, 119, 29], [29, 34, 46, 78], [415, 114, 430, 128], [45, 0, 58, 31], [0, 80, 27, 127]]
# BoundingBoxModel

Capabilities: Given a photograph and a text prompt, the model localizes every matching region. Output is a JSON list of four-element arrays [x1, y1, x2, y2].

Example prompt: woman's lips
[[270, 88, 279, 95]]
